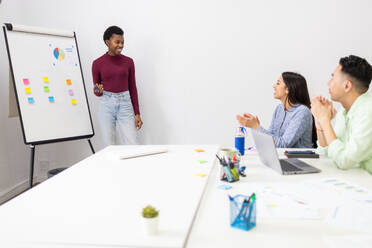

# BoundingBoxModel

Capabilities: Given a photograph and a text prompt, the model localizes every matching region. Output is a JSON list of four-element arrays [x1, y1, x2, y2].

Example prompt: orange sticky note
[[195, 149, 205, 153], [25, 87, 31, 94], [71, 99, 77, 105], [66, 79, 72, 85], [43, 77, 49, 83]]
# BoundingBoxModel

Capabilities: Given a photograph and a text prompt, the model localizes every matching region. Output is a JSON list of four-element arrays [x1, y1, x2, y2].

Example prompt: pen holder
[[219, 161, 240, 182], [229, 194, 256, 231], [217, 148, 241, 183]]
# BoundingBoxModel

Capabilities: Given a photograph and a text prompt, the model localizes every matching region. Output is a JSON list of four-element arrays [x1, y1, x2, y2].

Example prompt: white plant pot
[[142, 217, 159, 235]]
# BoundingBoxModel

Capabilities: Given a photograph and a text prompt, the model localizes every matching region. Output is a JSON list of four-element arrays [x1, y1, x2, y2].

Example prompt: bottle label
[[235, 136, 245, 155]]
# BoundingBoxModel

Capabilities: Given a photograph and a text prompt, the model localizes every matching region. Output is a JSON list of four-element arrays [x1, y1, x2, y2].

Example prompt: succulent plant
[[142, 205, 159, 218]]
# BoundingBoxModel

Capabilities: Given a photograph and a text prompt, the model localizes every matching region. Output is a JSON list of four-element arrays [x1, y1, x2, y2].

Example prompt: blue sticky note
[[217, 185, 232, 190], [48, 96, 55, 103], [27, 97, 34, 104]]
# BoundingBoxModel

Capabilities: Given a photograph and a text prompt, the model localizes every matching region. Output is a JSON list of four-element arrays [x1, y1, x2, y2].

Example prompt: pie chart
[[53, 48, 65, 61]]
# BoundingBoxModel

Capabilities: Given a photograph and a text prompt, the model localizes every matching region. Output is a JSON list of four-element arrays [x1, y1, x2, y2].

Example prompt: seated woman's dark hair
[[282, 72, 317, 148]]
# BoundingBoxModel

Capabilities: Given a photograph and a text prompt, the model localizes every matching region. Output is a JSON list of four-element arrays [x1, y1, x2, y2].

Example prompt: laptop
[[251, 129, 321, 175]]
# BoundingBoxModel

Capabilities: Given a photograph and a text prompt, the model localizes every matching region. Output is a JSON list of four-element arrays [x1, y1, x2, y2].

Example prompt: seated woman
[[237, 72, 316, 148]]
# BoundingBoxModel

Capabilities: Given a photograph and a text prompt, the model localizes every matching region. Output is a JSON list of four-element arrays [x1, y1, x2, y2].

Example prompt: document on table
[[323, 235, 372, 248], [303, 178, 372, 207], [233, 179, 372, 220], [234, 182, 321, 219], [325, 202, 372, 234]]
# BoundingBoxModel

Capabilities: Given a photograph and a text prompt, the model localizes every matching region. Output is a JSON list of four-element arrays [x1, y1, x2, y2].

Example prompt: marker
[[224, 166, 234, 182], [230, 167, 239, 181]]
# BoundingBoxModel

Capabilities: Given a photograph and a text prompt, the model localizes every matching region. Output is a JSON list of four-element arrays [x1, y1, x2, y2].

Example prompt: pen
[[215, 154, 225, 165], [246, 193, 256, 221]]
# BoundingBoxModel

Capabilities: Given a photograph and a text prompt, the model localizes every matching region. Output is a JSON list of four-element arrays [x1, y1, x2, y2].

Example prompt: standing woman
[[237, 72, 316, 148], [92, 26, 143, 147]]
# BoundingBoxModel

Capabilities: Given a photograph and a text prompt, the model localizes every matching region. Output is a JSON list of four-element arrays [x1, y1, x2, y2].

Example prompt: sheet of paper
[[325, 202, 372, 234], [323, 235, 372, 248], [233, 182, 321, 219], [303, 178, 372, 207]]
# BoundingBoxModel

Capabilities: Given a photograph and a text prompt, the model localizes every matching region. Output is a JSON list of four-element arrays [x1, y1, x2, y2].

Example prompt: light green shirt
[[318, 92, 372, 174]]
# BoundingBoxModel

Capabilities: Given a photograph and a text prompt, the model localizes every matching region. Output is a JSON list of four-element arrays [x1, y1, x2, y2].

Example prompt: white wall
[[1, 0, 372, 200]]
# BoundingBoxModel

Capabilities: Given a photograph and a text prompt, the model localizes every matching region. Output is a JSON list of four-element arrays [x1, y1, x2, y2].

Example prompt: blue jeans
[[98, 91, 139, 147]]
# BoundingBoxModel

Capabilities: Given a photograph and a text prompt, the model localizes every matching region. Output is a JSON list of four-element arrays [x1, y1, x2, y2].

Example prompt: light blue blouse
[[257, 104, 313, 148]]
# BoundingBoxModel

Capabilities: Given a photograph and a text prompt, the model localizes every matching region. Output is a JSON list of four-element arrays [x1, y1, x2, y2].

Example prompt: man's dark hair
[[339, 55, 372, 93], [103, 26, 124, 42]]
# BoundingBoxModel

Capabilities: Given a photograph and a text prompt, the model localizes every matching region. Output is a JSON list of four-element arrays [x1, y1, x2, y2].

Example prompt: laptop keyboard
[[279, 160, 302, 172]]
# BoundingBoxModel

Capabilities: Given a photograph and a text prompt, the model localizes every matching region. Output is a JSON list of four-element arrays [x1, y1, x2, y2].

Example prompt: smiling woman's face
[[273, 75, 288, 100], [105, 34, 124, 56]]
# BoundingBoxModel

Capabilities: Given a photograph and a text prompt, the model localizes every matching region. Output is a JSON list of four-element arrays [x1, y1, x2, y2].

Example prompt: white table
[[186, 149, 372, 248], [0, 147, 371, 248], [0, 145, 220, 248]]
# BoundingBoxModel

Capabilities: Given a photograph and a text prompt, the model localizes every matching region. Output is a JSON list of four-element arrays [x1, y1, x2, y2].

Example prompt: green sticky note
[[198, 160, 208, 164], [44, 86, 50, 92]]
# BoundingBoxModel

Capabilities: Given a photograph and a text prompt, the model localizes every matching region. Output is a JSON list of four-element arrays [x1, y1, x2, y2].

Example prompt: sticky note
[[195, 149, 205, 153], [217, 185, 232, 190], [25, 88, 31, 94], [44, 86, 50, 92], [198, 160, 208, 164], [48, 96, 55, 103], [68, 89, 74, 96], [195, 173, 206, 177], [23, 78, 30, 85], [66, 79, 72, 85], [43, 77, 49, 83], [27, 97, 34, 104], [71, 99, 77, 105]]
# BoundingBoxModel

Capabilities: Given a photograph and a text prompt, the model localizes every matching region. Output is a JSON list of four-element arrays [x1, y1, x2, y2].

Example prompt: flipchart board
[[3, 24, 94, 145]]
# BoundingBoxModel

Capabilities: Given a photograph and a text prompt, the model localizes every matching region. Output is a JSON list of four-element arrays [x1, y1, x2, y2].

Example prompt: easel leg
[[88, 139, 95, 154], [29, 145, 35, 188]]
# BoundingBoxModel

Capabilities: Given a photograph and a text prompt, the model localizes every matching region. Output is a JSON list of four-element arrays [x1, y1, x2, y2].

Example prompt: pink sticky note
[[23, 78, 30, 85], [68, 89, 74, 96]]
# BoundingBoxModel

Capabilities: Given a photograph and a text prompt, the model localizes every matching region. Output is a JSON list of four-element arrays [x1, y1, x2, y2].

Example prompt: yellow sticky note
[[43, 77, 49, 83], [71, 99, 77, 105], [25, 87, 31, 94], [195, 173, 206, 177], [66, 79, 72, 85]]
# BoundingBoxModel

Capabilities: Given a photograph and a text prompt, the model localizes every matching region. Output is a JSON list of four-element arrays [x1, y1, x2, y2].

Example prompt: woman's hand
[[236, 113, 260, 129], [93, 84, 103, 95], [135, 115, 143, 130]]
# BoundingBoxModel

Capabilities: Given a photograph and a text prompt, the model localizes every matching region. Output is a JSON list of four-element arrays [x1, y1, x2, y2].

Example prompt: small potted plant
[[141, 205, 159, 235]]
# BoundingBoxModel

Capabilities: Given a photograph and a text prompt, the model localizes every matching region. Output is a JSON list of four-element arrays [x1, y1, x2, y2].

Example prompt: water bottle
[[235, 127, 245, 155]]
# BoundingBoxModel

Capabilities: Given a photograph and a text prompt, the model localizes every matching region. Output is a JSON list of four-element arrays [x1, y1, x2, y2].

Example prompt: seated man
[[311, 55, 372, 174]]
